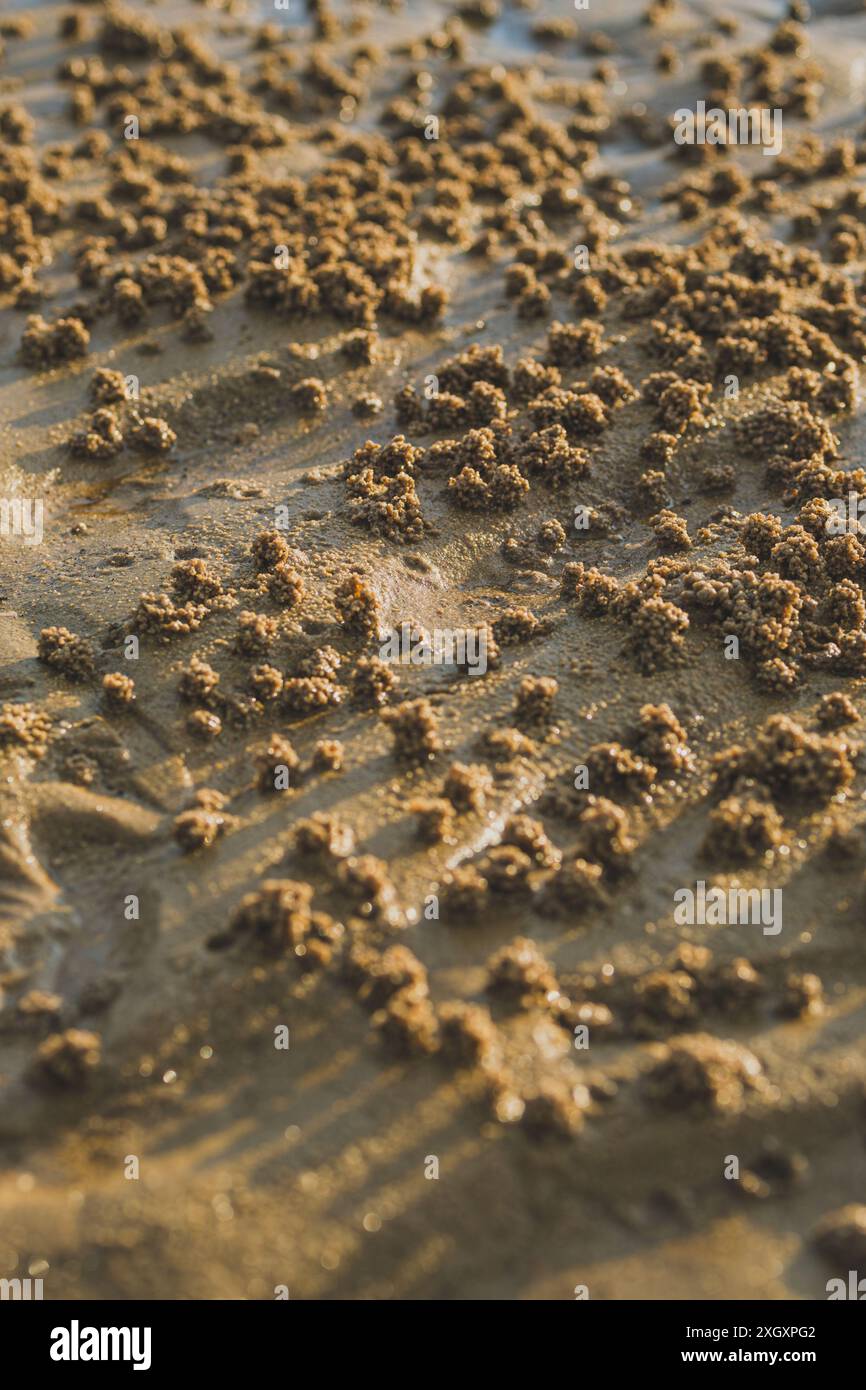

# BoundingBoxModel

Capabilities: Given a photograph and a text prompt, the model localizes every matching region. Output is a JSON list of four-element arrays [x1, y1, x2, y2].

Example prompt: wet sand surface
[[1, 0, 866, 1299]]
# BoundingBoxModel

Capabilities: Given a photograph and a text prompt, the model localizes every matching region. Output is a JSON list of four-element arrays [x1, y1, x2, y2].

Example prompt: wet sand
[[1, 0, 866, 1300]]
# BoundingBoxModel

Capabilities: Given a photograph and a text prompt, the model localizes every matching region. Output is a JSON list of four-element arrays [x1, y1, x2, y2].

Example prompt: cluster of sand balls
[[8, 0, 866, 1191]]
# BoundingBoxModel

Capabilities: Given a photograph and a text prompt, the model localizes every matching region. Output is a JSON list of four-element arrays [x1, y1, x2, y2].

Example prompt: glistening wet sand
[[1, 0, 866, 1300]]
